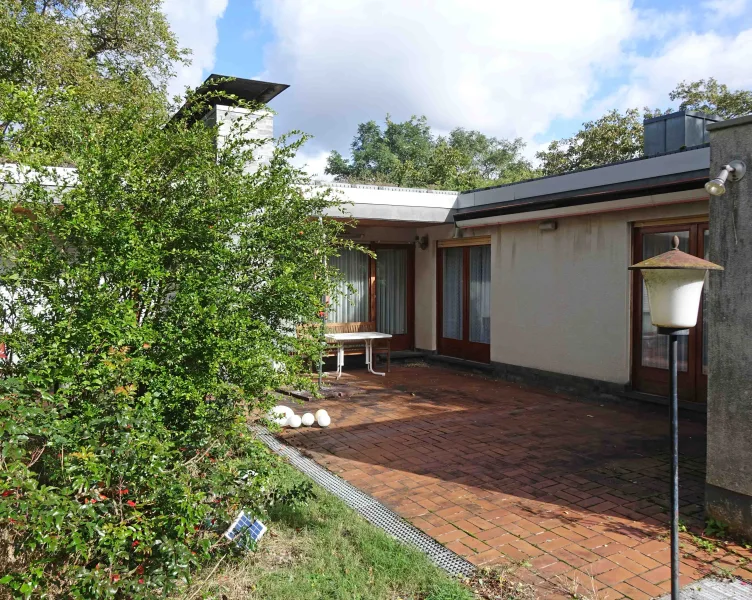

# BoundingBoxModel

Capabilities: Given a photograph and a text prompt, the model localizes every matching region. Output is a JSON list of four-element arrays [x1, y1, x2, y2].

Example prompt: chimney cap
[[173, 74, 289, 123]]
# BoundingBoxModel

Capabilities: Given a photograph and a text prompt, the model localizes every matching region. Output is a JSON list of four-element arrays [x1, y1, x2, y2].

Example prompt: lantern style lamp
[[629, 235, 723, 600]]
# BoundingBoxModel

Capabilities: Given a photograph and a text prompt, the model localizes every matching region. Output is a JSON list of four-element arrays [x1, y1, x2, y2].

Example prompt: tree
[[537, 79, 752, 176], [535, 108, 666, 176], [0, 87, 348, 598], [670, 78, 752, 119], [326, 116, 536, 190], [0, 3, 348, 597], [0, 0, 184, 159]]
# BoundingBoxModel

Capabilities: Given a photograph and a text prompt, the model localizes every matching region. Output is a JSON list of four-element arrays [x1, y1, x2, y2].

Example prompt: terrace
[[277, 364, 752, 600]]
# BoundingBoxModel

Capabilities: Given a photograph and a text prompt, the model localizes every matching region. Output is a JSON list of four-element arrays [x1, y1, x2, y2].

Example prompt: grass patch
[[178, 463, 473, 600]]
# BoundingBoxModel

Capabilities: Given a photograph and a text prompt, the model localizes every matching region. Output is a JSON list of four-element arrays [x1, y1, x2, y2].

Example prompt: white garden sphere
[[269, 405, 293, 426], [314, 409, 329, 422], [317, 413, 331, 428], [287, 414, 302, 428], [301, 413, 315, 427]]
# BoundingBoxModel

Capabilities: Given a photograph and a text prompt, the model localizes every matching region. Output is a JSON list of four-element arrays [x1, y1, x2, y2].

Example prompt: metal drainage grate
[[251, 425, 476, 577]]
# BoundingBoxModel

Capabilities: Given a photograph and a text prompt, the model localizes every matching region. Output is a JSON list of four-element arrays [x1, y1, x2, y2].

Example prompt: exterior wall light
[[629, 235, 723, 600], [705, 160, 746, 196]]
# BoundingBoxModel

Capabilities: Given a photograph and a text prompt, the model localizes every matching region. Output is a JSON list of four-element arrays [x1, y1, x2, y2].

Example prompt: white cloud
[[291, 149, 334, 182], [162, 0, 229, 99], [702, 0, 748, 17], [255, 0, 642, 154], [598, 29, 752, 113]]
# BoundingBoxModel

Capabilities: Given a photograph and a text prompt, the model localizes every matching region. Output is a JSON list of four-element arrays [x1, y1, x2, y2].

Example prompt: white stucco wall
[[490, 200, 709, 383], [412, 197, 709, 383]]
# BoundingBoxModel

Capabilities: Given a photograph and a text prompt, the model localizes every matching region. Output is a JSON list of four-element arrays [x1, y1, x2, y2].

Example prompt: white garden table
[[325, 332, 392, 379]]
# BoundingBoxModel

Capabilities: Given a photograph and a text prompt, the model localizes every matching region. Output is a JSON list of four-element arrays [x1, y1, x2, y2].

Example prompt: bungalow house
[[194, 75, 720, 407], [5, 73, 752, 534]]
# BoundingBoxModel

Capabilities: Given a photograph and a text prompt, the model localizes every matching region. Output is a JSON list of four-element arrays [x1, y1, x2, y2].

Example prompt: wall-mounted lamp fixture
[[539, 220, 558, 232], [705, 160, 746, 196], [415, 235, 429, 250]]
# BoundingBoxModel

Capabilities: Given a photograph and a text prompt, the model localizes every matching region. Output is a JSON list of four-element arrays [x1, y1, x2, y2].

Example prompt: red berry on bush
[[126, 500, 136, 507]]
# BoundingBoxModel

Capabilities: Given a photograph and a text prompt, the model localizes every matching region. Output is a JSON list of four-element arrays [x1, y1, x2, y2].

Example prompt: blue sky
[[164, 0, 752, 175]]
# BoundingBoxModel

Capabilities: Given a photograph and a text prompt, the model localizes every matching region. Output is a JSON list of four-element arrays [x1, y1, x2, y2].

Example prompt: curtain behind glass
[[376, 249, 407, 335], [442, 248, 463, 340], [329, 249, 368, 323], [469, 245, 491, 344]]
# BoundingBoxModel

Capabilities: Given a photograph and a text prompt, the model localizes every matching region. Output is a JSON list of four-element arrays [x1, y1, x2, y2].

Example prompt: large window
[[329, 249, 369, 323], [328, 245, 415, 351]]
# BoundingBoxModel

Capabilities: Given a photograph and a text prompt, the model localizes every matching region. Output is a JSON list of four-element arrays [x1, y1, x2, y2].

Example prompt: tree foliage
[[537, 79, 752, 176], [326, 115, 537, 190], [535, 108, 666, 176], [670, 78, 752, 119], [0, 3, 349, 598], [0, 0, 184, 159]]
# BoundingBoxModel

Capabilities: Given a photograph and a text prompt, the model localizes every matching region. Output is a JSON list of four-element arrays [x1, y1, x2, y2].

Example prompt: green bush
[[0, 77, 346, 598]]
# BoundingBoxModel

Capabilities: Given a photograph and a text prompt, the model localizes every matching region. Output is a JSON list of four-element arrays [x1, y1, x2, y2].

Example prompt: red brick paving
[[277, 365, 752, 599]]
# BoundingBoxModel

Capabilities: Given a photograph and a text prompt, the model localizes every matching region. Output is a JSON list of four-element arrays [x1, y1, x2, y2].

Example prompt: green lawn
[[180, 463, 474, 600]]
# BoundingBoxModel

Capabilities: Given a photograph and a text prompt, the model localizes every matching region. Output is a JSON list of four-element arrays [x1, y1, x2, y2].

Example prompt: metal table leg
[[336, 343, 344, 380], [365, 339, 386, 376]]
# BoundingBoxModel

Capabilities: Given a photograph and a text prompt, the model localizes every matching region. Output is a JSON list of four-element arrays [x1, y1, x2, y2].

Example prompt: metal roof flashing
[[454, 145, 710, 223]]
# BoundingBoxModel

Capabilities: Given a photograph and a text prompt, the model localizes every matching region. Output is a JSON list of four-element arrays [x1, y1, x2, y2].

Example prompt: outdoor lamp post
[[629, 236, 723, 600]]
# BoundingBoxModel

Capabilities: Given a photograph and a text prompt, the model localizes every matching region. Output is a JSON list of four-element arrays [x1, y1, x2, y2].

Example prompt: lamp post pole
[[659, 327, 682, 600], [630, 235, 723, 600]]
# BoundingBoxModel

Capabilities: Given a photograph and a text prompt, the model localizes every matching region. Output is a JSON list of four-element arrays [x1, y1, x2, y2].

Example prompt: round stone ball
[[287, 414, 302, 428], [314, 409, 329, 422], [301, 413, 315, 427], [270, 405, 293, 426], [317, 413, 331, 428]]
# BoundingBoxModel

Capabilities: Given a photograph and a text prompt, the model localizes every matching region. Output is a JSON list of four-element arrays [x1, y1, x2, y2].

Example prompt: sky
[[162, 0, 752, 178]]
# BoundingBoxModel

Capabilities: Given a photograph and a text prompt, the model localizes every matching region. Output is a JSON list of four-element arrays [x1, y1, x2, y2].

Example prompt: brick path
[[278, 365, 752, 599]]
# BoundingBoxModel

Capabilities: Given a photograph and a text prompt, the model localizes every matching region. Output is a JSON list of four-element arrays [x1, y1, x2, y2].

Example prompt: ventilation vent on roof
[[643, 111, 722, 157]]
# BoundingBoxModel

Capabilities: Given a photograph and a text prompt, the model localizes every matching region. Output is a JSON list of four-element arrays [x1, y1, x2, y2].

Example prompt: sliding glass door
[[437, 243, 491, 363]]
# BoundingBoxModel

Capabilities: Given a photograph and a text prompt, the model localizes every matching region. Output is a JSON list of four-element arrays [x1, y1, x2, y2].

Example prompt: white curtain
[[469, 245, 491, 344], [376, 249, 407, 335], [329, 249, 369, 323], [442, 248, 463, 340]]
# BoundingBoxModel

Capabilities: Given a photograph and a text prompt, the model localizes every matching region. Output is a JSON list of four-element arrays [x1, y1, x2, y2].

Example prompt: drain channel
[[251, 425, 475, 577]]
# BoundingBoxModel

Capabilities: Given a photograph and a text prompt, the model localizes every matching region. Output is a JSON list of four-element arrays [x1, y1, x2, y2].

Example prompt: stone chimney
[[176, 75, 289, 172]]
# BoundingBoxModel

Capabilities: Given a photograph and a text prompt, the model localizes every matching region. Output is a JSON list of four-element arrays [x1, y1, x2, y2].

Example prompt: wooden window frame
[[436, 243, 491, 364]]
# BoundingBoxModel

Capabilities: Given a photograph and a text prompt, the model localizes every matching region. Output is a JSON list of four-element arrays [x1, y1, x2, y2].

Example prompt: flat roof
[[454, 145, 710, 222]]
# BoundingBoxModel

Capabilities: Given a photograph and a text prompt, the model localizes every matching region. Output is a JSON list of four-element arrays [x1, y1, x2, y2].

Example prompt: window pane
[[376, 248, 407, 335], [641, 231, 689, 371], [469, 245, 491, 344], [329, 249, 369, 323], [442, 248, 463, 340], [703, 229, 709, 374]]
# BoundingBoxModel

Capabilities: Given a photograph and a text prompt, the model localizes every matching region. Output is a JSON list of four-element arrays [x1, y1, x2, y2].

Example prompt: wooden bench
[[296, 321, 391, 372]]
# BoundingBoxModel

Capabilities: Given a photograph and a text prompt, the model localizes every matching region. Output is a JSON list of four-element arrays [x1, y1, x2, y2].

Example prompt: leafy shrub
[[0, 79, 344, 597]]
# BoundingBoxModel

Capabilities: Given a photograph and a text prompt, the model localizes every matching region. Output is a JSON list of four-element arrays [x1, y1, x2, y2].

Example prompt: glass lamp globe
[[704, 177, 726, 196], [629, 235, 723, 330]]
